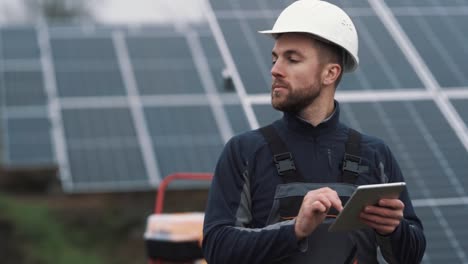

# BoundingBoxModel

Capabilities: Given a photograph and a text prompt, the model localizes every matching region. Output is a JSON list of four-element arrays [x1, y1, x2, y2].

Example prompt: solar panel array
[[0, 24, 235, 190], [0, 0, 467, 262]]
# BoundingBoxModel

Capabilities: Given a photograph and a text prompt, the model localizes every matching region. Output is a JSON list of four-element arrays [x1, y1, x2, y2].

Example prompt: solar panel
[[347, 15, 424, 90], [1, 70, 47, 106], [126, 36, 193, 59], [4, 117, 54, 166], [50, 37, 118, 61], [452, 99, 468, 125], [1, 23, 236, 191], [340, 101, 468, 199], [50, 37, 127, 97], [56, 67, 126, 97], [62, 107, 147, 189], [0, 27, 40, 60], [417, 205, 467, 263], [396, 13, 468, 88], [144, 105, 224, 176], [67, 146, 147, 188], [132, 63, 205, 95], [0, 26, 51, 167], [127, 36, 205, 95], [224, 104, 250, 134]]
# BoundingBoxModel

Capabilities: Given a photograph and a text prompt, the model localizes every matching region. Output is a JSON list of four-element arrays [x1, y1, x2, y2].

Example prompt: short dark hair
[[308, 34, 344, 87]]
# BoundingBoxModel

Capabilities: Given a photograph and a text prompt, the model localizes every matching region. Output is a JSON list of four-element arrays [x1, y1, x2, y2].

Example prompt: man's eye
[[272, 60, 277, 65], [288, 58, 299, 63]]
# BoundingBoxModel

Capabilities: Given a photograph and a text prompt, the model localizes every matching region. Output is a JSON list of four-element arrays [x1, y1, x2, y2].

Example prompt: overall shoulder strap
[[341, 128, 368, 184], [259, 124, 304, 183]]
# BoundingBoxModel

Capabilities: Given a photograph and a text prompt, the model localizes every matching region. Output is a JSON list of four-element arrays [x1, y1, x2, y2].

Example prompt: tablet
[[328, 182, 406, 232]]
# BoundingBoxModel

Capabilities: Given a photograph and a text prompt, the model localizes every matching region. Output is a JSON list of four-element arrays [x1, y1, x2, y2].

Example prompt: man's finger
[[364, 205, 403, 220], [360, 212, 401, 226], [360, 218, 398, 235], [378, 199, 404, 210], [311, 200, 328, 213], [318, 188, 343, 211]]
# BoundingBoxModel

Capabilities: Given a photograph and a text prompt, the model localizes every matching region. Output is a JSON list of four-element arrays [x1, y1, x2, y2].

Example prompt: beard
[[271, 80, 321, 114]]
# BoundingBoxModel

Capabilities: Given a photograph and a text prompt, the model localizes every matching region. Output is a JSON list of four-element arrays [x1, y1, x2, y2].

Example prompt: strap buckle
[[342, 154, 362, 175], [273, 152, 296, 175]]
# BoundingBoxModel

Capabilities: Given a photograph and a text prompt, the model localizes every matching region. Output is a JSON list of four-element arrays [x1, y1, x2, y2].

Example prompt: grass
[[0, 189, 208, 264], [0, 194, 103, 264]]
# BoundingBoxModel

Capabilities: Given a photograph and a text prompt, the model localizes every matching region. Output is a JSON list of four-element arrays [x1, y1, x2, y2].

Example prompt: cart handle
[[154, 173, 213, 214]]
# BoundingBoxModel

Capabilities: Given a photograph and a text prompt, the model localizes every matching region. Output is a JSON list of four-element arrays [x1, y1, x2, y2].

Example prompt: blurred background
[[0, 0, 467, 263]]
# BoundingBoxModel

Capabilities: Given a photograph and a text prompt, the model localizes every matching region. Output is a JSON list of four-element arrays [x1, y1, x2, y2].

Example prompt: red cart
[[145, 173, 213, 264]]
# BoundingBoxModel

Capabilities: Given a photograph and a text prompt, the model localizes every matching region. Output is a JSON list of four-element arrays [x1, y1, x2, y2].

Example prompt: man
[[202, 0, 426, 263]]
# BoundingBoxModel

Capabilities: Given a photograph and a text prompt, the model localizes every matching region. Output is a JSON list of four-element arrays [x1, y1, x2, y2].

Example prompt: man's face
[[270, 33, 325, 113]]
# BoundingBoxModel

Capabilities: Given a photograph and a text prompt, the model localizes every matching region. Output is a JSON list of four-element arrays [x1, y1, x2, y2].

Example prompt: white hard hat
[[259, 0, 359, 72]]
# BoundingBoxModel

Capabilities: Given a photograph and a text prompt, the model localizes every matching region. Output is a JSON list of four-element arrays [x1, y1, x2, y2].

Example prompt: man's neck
[[298, 97, 335, 127]]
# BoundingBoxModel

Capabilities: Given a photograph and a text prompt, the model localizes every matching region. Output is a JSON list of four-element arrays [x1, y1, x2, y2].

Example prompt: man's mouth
[[272, 80, 289, 91]]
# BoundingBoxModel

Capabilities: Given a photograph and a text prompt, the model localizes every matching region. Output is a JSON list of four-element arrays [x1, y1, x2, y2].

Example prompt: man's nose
[[271, 60, 285, 78]]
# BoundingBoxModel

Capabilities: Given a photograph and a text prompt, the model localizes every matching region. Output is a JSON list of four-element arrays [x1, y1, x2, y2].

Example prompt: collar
[[297, 106, 336, 124], [282, 101, 340, 138]]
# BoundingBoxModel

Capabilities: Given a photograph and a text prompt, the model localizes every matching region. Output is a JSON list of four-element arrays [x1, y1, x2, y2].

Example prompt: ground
[[0, 168, 209, 264]]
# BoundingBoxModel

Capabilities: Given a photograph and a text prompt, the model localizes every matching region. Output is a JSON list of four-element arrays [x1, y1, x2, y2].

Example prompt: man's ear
[[322, 63, 342, 86]]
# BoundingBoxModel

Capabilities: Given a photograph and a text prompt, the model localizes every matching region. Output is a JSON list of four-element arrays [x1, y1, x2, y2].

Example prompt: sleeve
[[377, 145, 426, 264], [202, 136, 303, 263]]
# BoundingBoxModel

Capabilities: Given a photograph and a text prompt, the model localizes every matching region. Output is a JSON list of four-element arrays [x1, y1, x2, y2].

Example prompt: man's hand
[[294, 187, 343, 240], [360, 198, 404, 235]]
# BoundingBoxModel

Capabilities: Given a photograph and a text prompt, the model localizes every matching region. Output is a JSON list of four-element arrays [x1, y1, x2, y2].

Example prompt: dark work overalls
[[260, 125, 381, 264]]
